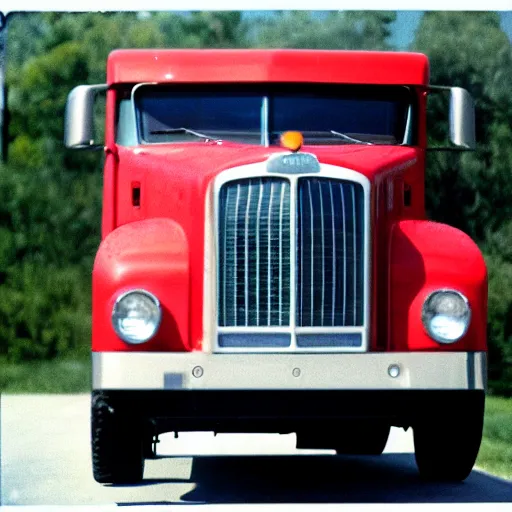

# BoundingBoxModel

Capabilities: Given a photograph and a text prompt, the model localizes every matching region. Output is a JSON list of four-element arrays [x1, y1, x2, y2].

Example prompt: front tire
[[91, 392, 145, 484], [413, 397, 484, 482]]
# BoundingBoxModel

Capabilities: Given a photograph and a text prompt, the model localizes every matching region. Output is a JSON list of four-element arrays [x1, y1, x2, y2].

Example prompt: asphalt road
[[1, 394, 511, 507]]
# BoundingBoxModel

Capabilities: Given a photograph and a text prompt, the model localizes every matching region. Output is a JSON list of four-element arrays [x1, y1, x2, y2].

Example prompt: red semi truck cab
[[65, 49, 487, 484]]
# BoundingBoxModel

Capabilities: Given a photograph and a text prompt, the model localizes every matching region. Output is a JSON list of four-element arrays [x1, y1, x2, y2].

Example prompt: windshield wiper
[[150, 127, 222, 143], [330, 130, 373, 145]]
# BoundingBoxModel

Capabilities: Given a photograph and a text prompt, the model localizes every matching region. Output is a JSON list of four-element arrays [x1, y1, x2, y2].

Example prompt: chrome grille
[[297, 178, 364, 327], [218, 178, 291, 327], [217, 175, 365, 332]]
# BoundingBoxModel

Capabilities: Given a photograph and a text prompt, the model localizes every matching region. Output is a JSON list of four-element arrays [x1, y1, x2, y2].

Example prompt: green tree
[[413, 12, 512, 240], [1, 11, 248, 362], [413, 12, 512, 394], [174, 12, 248, 48], [0, 160, 99, 360], [6, 12, 249, 171], [485, 222, 512, 396], [253, 11, 396, 49]]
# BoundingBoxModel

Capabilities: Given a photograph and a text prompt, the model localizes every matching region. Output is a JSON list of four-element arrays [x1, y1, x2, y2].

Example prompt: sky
[[390, 12, 423, 48]]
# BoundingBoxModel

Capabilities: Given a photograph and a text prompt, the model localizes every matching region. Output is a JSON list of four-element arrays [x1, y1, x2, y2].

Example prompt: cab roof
[[107, 49, 430, 87]]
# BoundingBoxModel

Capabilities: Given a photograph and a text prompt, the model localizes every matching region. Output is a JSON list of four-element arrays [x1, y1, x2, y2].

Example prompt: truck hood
[[112, 142, 423, 353], [117, 142, 420, 189]]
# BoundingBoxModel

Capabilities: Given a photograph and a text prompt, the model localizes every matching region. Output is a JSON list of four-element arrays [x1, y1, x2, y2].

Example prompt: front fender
[[92, 218, 190, 352], [389, 220, 487, 351]]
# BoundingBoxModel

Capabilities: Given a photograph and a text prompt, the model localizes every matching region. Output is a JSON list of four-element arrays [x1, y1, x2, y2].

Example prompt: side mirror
[[64, 84, 107, 150], [449, 87, 476, 150], [428, 86, 476, 151]]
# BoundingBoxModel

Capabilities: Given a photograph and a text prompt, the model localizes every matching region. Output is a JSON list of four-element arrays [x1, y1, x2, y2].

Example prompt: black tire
[[413, 398, 484, 482], [335, 423, 391, 455], [91, 392, 145, 484]]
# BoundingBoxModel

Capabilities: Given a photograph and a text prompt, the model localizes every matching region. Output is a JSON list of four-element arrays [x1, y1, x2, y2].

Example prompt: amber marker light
[[280, 131, 304, 152]]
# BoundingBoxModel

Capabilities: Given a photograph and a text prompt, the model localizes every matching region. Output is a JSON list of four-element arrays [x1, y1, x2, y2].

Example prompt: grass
[[0, 356, 91, 393], [476, 396, 512, 480], [0, 357, 510, 480]]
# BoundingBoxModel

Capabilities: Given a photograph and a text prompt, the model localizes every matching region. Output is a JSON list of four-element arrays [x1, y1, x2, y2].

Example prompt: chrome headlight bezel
[[111, 289, 162, 344], [421, 289, 471, 344]]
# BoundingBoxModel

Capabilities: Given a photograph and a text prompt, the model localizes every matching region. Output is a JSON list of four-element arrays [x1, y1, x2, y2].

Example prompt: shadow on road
[[116, 453, 512, 505]]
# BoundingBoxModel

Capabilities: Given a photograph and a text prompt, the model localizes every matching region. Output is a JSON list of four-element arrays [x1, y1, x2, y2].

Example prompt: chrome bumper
[[92, 351, 486, 391]]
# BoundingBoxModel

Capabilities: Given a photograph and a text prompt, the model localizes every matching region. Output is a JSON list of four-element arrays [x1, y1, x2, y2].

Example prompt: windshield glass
[[127, 84, 414, 146]]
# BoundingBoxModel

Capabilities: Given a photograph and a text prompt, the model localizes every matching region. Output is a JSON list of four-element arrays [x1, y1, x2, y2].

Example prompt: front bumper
[[93, 351, 486, 391]]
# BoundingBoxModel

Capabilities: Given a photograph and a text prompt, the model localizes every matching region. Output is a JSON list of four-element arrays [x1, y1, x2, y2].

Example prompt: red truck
[[64, 49, 487, 484]]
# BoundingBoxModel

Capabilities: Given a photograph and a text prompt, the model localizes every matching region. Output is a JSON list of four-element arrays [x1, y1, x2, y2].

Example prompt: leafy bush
[[0, 162, 100, 362], [477, 397, 512, 479], [485, 225, 512, 396], [0, 263, 92, 361]]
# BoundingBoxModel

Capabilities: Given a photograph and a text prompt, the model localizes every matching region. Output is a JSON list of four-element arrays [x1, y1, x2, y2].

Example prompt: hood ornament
[[267, 131, 320, 174]]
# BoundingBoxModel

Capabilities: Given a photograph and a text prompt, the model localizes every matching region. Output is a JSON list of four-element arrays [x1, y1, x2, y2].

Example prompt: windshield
[[121, 84, 414, 146]]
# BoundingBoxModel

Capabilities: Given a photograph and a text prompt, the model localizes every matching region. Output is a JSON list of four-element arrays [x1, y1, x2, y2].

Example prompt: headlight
[[422, 290, 471, 344], [112, 290, 162, 344]]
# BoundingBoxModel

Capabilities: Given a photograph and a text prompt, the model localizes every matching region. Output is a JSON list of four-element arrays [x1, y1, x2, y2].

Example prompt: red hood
[[114, 141, 423, 239], [117, 142, 420, 187], [109, 141, 425, 353]]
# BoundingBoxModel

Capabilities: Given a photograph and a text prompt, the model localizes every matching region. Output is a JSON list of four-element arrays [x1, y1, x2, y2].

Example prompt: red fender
[[92, 218, 190, 352], [389, 220, 487, 352]]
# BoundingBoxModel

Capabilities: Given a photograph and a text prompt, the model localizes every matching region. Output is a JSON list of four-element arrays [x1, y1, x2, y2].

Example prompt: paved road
[[1, 394, 511, 507]]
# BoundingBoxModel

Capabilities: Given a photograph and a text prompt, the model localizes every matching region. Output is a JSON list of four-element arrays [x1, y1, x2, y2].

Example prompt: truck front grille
[[218, 175, 365, 327], [297, 178, 364, 327], [218, 178, 291, 327]]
